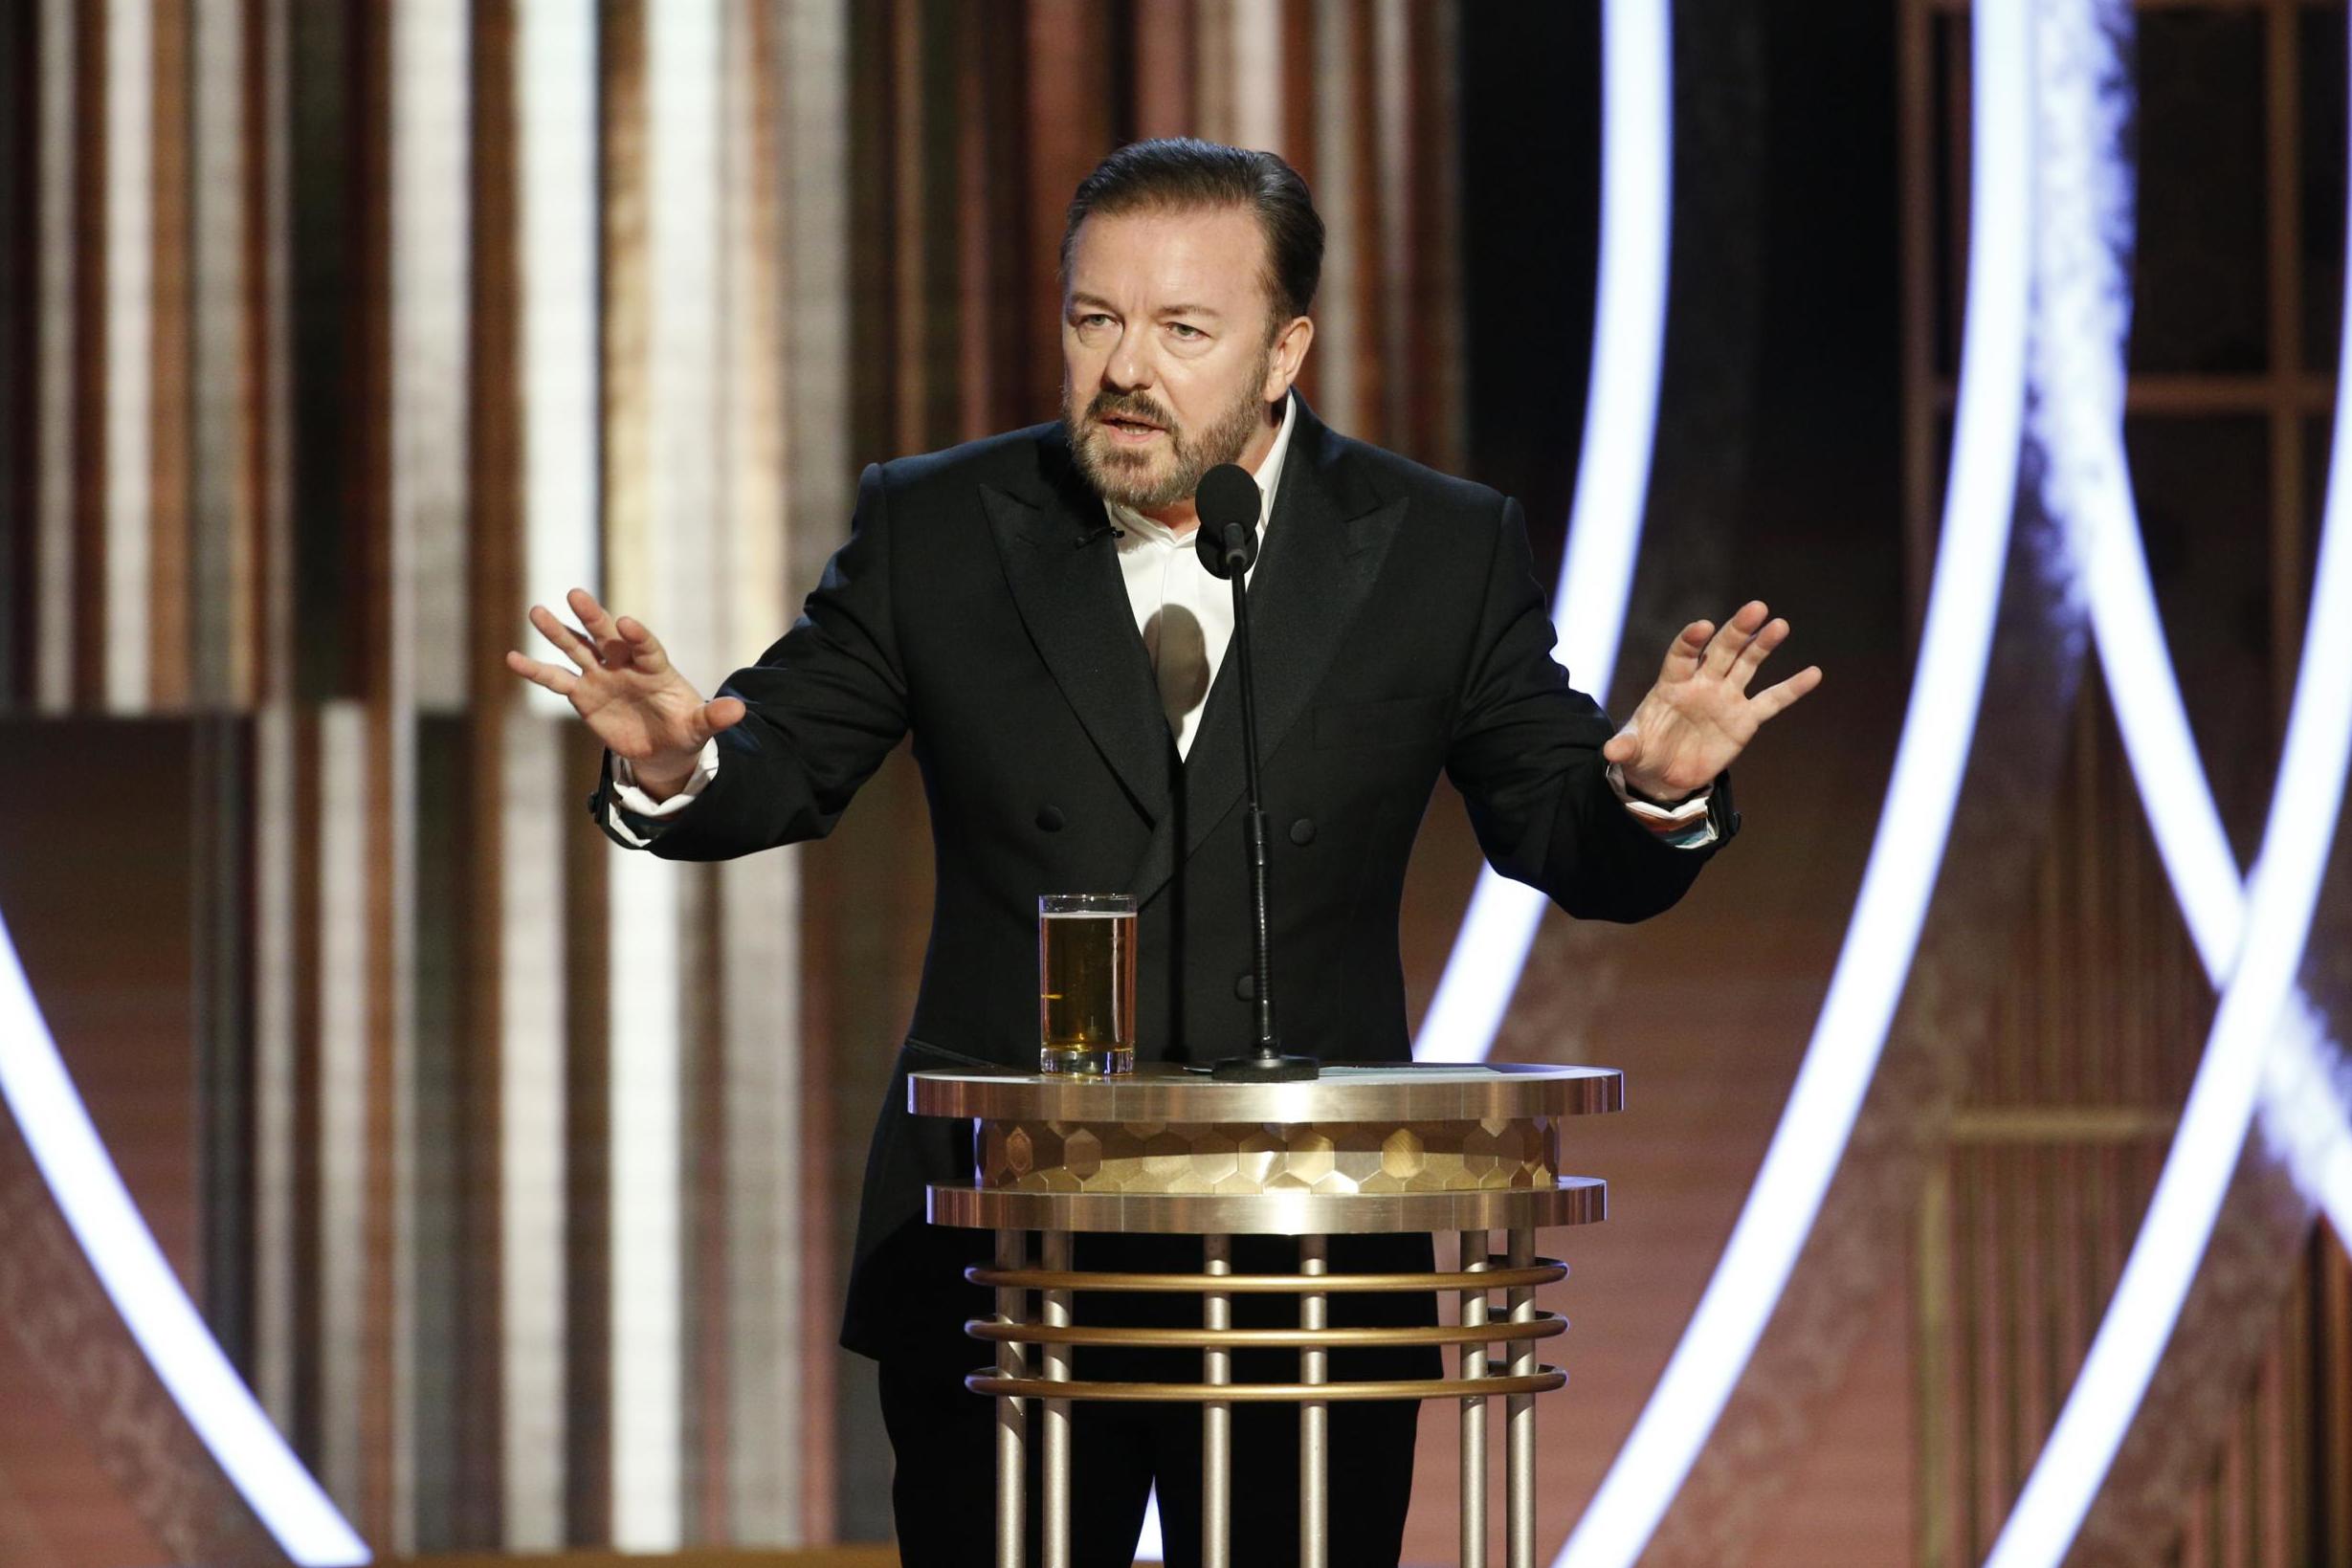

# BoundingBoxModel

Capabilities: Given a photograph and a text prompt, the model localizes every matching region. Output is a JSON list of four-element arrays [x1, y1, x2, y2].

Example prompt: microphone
[[1192, 463, 1317, 1083], [1194, 462, 1261, 579]]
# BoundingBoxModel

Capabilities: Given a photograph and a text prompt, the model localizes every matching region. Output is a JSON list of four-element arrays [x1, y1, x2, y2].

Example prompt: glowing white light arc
[[1982, 6, 2352, 1561], [1552, 2, 2034, 1562], [1415, 0, 1672, 1064], [1986, 403, 2352, 1564], [0, 908, 371, 1566], [2030, 0, 2352, 1265]]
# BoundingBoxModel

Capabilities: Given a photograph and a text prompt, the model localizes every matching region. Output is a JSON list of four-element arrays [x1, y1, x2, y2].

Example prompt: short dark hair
[[1060, 138, 1324, 329]]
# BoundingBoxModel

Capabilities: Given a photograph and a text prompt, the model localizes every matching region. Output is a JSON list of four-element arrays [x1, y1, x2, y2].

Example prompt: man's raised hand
[[1600, 600, 1821, 803], [504, 587, 745, 799]]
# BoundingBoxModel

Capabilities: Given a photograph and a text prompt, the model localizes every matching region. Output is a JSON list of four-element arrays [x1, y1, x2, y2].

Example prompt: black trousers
[[876, 1229, 1435, 1567]]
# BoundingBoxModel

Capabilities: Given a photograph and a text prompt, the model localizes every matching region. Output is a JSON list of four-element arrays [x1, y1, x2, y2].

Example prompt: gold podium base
[[914, 1062, 1623, 1568]]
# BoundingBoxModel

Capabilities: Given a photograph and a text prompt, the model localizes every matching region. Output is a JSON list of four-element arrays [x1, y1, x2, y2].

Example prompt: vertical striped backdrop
[[0, 1, 1468, 1552]]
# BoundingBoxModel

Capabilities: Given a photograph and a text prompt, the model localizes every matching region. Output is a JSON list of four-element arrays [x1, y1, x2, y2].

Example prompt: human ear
[[1265, 315, 1314, 398]]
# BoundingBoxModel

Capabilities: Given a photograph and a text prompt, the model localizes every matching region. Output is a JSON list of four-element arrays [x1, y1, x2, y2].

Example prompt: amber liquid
[[1038, 910, 1136, 1073]]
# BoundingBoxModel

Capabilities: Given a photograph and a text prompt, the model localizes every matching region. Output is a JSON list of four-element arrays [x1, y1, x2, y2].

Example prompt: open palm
[[504, 587, 744, 793], [1602, 600, 1821, 801]]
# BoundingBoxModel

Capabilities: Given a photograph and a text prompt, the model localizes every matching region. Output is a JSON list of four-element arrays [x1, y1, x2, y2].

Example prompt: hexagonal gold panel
[[976, 1116, 1560, 1196]]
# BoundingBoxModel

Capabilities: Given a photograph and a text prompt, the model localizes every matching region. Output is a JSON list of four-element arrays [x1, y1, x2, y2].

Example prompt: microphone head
[[1195, 463, 1261, 533], [1193, 463, 1262, 580]]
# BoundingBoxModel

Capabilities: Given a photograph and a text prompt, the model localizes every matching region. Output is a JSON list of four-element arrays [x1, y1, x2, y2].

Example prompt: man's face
[[1060, 204, 1301, 516]]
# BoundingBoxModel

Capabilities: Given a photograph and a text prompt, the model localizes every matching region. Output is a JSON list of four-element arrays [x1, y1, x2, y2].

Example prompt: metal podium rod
[[1300, 1233, 1329, 1568], [1203, 1232, 1233, 1568], [1042, 1228, 1074, 1568], [1459, 1228, 1490, 1568], [1506, 1226, 1538, 1568], [995, 1227, 1028, 1568]]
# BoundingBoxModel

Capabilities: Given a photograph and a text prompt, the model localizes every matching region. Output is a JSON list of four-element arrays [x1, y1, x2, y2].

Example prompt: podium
[[910, 1062, 1622, 1568]]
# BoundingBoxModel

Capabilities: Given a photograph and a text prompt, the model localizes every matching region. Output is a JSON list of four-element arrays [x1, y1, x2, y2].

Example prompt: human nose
[[1104, 323, 1154, 392]]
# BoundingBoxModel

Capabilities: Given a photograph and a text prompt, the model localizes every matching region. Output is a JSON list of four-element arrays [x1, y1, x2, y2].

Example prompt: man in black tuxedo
[[509, 139, 1817, 1566]]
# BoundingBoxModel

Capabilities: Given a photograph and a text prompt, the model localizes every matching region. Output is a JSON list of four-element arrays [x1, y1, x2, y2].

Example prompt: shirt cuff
[[605, 740, 721, 848], [1607, 762, 1718, 850]]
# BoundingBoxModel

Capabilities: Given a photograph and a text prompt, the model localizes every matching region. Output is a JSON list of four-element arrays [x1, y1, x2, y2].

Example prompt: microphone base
[[1208, 1052, 1320, 1083]]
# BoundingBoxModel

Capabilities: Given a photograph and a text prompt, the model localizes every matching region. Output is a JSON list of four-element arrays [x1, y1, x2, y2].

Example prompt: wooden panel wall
[[1897, 5, 2352, 1566]]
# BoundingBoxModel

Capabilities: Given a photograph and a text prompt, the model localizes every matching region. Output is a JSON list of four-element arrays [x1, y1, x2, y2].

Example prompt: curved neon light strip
[[0, 908, 369, 1566], [1981, 11, 2352, 1563], [1552, 2, 2033, 1561], [2028, 0, 2352, 1243], [2254, 1011, 2352, 1233], [1415, 0, 1671, 1063]]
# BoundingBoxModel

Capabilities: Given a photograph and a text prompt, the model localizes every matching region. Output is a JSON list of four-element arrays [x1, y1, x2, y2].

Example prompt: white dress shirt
[[610, 392, 1713, 848], [1108, 392, 1296, 759]]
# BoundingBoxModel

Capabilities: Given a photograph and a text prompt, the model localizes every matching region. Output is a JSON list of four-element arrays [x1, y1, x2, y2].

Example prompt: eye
[[1167, 322, 1206, 341], [1076, 312, 1115, 329]]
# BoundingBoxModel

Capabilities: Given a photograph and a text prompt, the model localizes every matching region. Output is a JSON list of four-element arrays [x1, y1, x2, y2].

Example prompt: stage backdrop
[[0, 3, 2347, 1567]]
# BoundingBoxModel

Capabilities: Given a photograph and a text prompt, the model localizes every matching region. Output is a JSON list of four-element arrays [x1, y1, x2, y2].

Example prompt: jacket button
[[1234, 972, 1255, 1001], [1035, 805, 1066, 832], [1288, 817, 1316, 846]]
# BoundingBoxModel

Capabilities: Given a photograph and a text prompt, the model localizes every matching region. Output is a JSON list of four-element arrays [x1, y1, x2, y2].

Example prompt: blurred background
[[1, 1, 2349, 1565]]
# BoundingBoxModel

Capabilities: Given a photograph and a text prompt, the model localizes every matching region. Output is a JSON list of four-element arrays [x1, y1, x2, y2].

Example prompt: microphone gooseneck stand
[[1196, 463, 1318, 1084]]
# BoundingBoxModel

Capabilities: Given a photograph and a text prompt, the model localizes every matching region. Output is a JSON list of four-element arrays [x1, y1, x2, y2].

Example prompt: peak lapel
[[1128, 409, 1409, 906], [982, 440, 1174, 824]]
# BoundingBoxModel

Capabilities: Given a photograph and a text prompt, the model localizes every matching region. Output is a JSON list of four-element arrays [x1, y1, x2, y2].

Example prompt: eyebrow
[[1068, 292, 1226, 320]]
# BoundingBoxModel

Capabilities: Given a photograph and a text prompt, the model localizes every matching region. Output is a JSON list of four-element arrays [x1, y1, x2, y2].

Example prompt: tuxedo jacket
[[593, 401, 1737, 1358]]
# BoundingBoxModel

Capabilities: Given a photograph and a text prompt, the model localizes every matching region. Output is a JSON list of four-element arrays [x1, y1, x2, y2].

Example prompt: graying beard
[[1081, 440, 1198, 510], [1074, 391, 1265, 512]]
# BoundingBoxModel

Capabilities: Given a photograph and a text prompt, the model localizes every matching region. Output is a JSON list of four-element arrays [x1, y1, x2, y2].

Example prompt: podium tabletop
[[908, 1060, 1623, 1124]]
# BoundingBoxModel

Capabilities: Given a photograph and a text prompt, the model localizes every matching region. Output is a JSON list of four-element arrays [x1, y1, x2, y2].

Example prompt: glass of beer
[[1038, 893, 1137, 1075]]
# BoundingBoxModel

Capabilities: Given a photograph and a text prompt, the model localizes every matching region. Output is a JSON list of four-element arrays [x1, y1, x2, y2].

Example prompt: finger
[[698, 696, 746, 738], [567, 586, 619, 643], [1602, 726, 1637, 764], [1701, 601, 1769, 677], [1747, 663, 1823, 722], [527, 604, 597, 670], [1661, 620, 1713, 683], [1727, 617, 1792, 694], [504, 650, 579, 697], [569, 588, 653, 672], [1699, 600, 1769, 677], [613, 614, 671, 673]]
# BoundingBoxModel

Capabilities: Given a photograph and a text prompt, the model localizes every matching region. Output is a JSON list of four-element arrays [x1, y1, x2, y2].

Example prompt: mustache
[[1086, 390, 1176, 431]]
